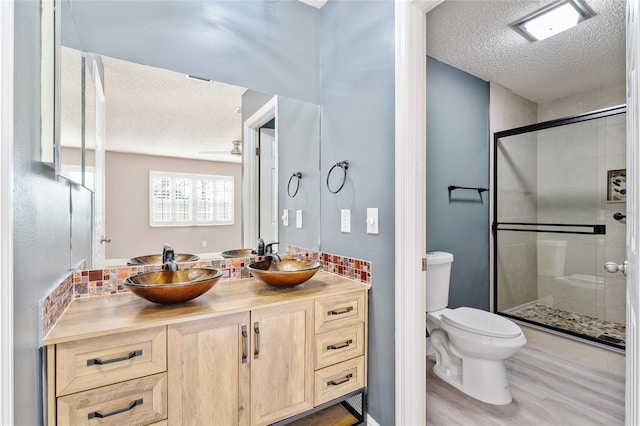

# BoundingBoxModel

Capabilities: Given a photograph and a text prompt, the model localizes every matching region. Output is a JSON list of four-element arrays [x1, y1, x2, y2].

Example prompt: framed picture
[[607, 169, 626, 202]]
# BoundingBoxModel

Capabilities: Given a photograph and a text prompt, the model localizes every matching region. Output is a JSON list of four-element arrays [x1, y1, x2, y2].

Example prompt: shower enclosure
[[493, 105, 627, 350]]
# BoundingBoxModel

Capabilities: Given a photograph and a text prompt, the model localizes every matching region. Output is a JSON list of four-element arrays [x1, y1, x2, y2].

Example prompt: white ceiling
[[102, 56, 246, 163], [62, 50, 247, 163], [425, 0, 625, 103]]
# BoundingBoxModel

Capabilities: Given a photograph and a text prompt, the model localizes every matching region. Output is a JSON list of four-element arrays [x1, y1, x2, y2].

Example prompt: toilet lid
[[441, 307, 522, 338]]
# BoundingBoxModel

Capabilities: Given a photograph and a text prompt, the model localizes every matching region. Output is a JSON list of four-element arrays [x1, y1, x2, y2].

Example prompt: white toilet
[[426, 251, 526, 405]]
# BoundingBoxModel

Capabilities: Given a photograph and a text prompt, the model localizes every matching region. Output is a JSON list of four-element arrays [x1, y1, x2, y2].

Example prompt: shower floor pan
[[511, 304, 626, 349]]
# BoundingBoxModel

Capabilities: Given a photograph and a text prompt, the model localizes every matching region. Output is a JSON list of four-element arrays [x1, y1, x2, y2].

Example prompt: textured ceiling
[[425, 0, 625, 103], [61, 52, 247, 163], [101, 56, 246, 163]]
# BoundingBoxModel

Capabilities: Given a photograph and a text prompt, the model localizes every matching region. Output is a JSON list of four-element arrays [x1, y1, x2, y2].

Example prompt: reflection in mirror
[[59, 46, 83, 184], [60, 2, 322, 268]]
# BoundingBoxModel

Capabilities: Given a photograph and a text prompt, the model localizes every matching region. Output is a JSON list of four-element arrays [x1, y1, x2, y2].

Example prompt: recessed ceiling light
[[511, 0, 595, 42]]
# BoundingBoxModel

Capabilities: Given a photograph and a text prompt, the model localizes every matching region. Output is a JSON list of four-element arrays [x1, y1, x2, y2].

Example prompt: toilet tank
[[426, 251, 454, 312]]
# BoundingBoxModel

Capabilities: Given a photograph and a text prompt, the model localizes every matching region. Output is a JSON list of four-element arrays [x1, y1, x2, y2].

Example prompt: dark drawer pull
[[254, 322, 261, 360], [327, 306, 353, 316], [327, 373, 353, 387], [87, 349, 143, 366], [241, 325, 248, 364], [327, 339, 353, 350], [88, 398, 143, 419]]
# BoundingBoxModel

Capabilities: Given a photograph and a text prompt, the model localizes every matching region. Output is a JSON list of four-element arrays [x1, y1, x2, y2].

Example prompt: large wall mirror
[[58, 0, 322, 268]]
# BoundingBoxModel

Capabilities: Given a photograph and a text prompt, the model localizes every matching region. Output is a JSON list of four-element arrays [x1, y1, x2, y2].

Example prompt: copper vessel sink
[[128, 253, 199, 265], [220, 249, 256, 259], [124, 268, 222, 304], [247, 259, 321, 287]]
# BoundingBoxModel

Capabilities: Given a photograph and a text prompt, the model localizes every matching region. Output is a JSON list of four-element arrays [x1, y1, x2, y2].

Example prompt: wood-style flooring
[[427, 346, 625, 426]]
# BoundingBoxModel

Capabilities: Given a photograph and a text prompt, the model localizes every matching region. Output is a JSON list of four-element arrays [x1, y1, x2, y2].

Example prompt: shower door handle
[[604, 261, 628, 277]]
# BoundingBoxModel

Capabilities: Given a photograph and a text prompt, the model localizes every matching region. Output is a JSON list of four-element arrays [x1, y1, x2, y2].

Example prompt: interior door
[[626, 0, 640, 424], [259, 127, 277, 244]]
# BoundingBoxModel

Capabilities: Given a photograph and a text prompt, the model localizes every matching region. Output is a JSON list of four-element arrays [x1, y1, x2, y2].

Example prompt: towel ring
[[327, 160, 349, 194], [287, 172, 302, 198]]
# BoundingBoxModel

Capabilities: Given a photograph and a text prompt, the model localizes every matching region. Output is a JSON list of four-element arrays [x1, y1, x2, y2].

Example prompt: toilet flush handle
[[604, 261, 628, 277]]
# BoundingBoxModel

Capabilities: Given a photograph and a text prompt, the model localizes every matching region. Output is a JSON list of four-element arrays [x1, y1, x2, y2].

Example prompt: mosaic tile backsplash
[[41, 248, 370, 337]]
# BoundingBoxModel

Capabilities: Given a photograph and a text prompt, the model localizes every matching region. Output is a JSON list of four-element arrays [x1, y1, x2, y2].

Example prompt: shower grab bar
[[448, 185, 488, 193], [493, 222, 606, 235]]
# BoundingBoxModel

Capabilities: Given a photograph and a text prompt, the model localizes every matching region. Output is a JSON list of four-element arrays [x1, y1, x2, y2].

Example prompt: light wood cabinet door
[[168, 312, 250, 426], [250, 301, 314, 426]]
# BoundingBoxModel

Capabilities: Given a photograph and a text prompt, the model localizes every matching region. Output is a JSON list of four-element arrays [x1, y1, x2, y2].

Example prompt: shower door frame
[[492, 104, 627, 349]]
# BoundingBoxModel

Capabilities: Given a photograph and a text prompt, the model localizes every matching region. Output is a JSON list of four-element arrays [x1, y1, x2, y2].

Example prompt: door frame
[[0, 0, 14, 423], [394, 1, 444, 424], [242, 96, 277, 249], [395, 0, 640, 424]]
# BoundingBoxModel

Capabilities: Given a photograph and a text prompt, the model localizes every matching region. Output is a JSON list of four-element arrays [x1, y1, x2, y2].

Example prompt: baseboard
[[367, 414, 381, 426]]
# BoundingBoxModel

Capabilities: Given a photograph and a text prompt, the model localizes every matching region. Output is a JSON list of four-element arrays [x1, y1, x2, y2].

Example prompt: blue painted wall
[[319, 2, 395, 424], [13, 1, 93, 423], [426, 56, 490, 310], [66, 0, 320, 103]]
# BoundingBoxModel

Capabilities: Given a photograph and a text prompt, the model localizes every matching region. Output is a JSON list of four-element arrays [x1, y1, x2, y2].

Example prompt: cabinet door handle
[[87, 398, 143, 419], [327, 373, 353, 387], [241, 325, 248, 364], [327, 306, 353, 316], [254, 322, 260, 359], [86, 349, 143, 366], [327, 339, 353, 350]]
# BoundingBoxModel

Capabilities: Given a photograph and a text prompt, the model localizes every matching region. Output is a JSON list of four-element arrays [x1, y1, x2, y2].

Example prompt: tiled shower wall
[[41, 248, 370, 337]]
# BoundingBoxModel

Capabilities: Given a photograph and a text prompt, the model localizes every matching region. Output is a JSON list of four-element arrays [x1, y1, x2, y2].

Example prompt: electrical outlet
[[341, 209, 351, 233], [282, 209, 289, 227], [202, 240, 207, 248]]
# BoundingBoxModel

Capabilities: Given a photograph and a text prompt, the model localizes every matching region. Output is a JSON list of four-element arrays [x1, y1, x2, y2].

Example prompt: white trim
[[395, 0, 445, 425], [242, 96, 277, 248], [366, 413, 381, 426], [0, 0, 14, 424]]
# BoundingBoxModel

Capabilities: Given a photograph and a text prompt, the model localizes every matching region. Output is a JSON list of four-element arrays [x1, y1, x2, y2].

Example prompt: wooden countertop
[[43, 271, 369, 345]]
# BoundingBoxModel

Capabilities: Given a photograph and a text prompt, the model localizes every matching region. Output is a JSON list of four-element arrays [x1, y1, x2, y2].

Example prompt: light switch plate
[[282, 209, 289, 227], [366, 208, 379, 234], [341, 209, 351, 233], [296, 210, 303, 228]]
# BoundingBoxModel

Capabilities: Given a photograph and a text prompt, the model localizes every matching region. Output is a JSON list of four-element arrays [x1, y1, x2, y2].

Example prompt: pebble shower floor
[[512, 304, 626, 349]]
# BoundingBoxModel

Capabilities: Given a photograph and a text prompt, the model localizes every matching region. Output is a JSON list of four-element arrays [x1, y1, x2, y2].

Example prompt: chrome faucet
[[257, 239, 265, 256], [162, 244, 179, 271]]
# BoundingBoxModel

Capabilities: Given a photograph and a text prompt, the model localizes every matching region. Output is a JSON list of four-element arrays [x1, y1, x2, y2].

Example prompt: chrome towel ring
[[327, 160, 349, 194], [287, 172, 302, 198]]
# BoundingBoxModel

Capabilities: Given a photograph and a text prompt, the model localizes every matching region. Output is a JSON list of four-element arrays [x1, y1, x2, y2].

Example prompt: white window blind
[[149, 171, 234, 226]]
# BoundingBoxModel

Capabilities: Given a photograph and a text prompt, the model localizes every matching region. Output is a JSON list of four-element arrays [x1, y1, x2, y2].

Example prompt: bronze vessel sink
[[128, 253, 200, 265], [247, 259, 321, 287], [220, 249, 257, 259], [124, 268, 222, 304]]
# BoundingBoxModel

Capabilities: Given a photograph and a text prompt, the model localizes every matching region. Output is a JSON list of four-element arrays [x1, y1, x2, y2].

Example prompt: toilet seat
[[441, 307, 521, 339]]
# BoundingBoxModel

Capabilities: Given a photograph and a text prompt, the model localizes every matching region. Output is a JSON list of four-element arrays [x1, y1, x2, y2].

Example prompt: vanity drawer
[[315, 292, 366, 334], [57, 373, 167, 426], [314, 324, 365, 370], [314, 356, 365, 406], [56, 327, 167, 396]]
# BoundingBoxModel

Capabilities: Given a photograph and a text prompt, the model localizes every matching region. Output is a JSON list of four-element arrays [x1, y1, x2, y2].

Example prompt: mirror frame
[[40, 0, 60, 174]]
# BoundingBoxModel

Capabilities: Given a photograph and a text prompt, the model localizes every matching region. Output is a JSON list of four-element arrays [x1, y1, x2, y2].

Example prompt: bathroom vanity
[[42, 271, 369, 425]]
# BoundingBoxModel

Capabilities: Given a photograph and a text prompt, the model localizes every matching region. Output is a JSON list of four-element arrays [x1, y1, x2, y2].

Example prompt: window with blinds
[[149, 171, 234, 226]]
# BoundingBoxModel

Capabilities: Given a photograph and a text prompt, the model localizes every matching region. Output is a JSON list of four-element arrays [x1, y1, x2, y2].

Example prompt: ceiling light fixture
[[511, 0, 595, 42]]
